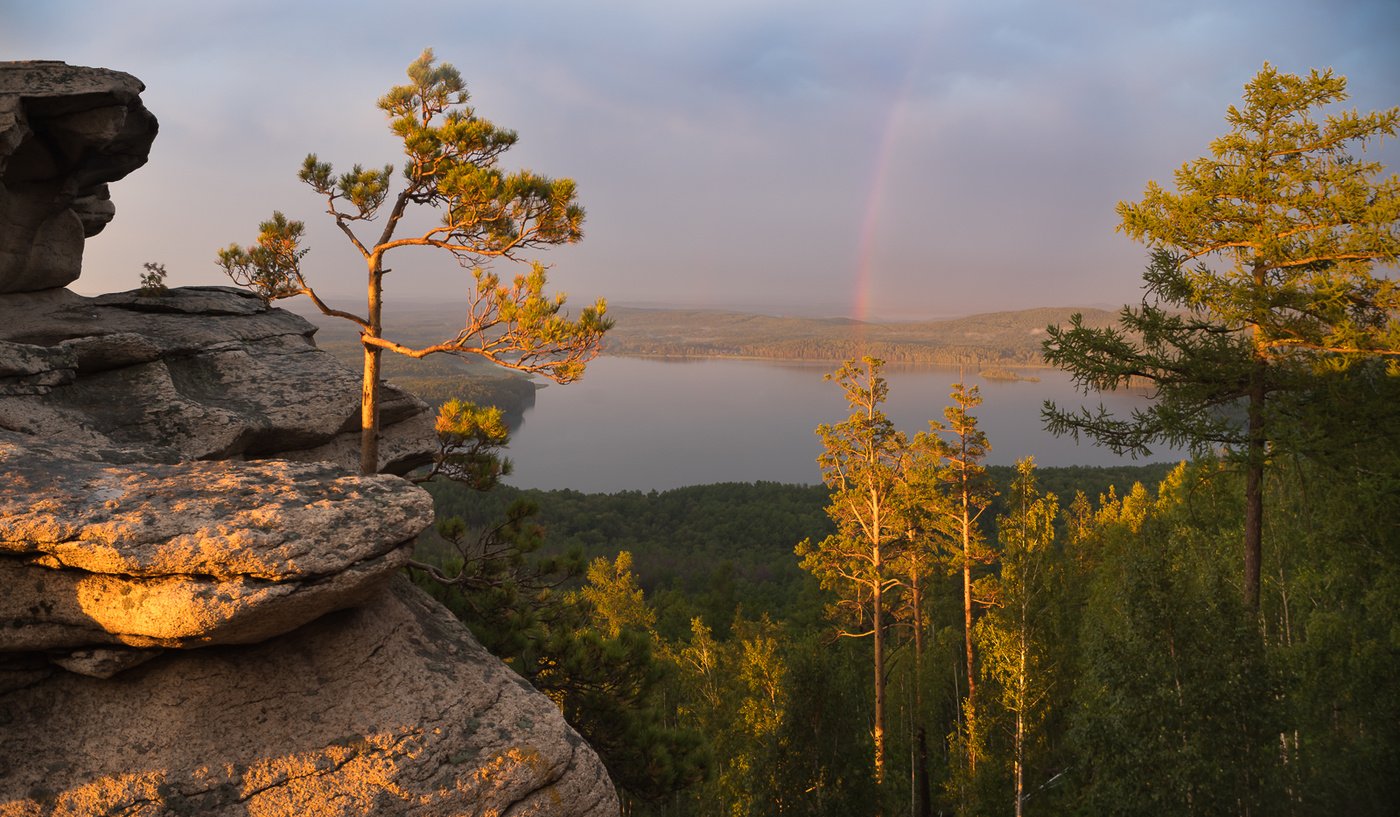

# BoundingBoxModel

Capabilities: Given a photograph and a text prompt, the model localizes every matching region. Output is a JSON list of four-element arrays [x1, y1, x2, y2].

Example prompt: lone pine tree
[[1044, 64, 1399, 613], [219, 49, 610, 474]]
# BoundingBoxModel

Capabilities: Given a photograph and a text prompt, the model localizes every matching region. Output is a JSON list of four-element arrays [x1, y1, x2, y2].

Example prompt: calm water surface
[[503, 357, 1185, 492]]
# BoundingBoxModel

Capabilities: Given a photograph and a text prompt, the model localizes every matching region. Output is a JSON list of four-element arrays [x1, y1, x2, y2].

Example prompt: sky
[[4, 0, 1398, 321]]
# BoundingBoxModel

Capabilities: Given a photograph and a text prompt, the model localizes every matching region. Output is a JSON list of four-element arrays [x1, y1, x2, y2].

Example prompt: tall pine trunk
[[1243, 305, 1266, 615], [873, 569, 886, 789], [359, 267, 385, 475], [1244, 381, 1264, 614], [360, 345, 381, 474], [963, 507, 977, 773]]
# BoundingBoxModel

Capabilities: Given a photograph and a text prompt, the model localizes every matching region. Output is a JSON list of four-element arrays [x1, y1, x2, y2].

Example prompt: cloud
[[3, 0, 1396, 317]]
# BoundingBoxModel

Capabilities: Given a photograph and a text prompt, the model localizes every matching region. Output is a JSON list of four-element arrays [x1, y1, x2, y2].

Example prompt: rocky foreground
[[0, 61, 618, 815]]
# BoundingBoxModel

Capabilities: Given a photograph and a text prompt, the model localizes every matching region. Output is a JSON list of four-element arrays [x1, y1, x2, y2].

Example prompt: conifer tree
[[580, 551, 657, 639], [219, 49, 610, 474], [893, 444, 945, 817], [976, 457, 1058, 817], [1044, 64, 1400, 612], [913, 381, 994, 779], [796, 356, 908, 790]]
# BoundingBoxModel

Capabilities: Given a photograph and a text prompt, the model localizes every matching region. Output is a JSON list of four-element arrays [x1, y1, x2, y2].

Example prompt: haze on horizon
[[4, 0, 1398, 321]]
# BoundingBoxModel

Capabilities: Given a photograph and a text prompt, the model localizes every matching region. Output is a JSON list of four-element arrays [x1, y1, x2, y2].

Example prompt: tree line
[[415, 359, 1397, 816], [406, 63, 1398, 815], [605, 338, 1044, 367], [219, 53, 1398, 815]]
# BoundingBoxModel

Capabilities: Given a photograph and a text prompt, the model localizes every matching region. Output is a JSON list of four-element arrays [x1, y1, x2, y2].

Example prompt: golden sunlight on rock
[[0, 770, 167, 817], [239, 733, 417, 815], [0, 579, 617, 815], [0, 62, 614, 815]]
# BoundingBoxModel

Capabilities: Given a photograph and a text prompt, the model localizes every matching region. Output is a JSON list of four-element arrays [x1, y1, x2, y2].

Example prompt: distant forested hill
[[601, 305, 1125, 366], [282, 300, 1128, 415]]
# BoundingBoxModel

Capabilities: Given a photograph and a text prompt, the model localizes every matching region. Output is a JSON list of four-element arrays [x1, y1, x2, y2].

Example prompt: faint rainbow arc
[[849, 17, 939, 350], [851, 94, 908, 347]]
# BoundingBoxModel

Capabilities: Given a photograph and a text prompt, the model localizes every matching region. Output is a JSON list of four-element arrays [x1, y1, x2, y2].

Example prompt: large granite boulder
[[0, 433, 431, 656], [0, 576, 619, 816], [0, 59, 620, 816], [0, 286, 435, 475], [0, 61, 157, 293]]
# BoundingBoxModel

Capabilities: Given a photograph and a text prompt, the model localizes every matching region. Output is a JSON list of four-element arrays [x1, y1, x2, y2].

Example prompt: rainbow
[[851, 94, 907, 343], [849, 10, 942, 344]]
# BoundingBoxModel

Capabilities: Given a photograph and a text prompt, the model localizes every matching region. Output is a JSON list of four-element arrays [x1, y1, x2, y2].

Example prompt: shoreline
[[601, 350, 1056, 372]]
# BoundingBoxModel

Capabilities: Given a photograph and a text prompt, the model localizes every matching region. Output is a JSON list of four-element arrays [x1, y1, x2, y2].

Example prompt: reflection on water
[[504, 356, 1185, 493]]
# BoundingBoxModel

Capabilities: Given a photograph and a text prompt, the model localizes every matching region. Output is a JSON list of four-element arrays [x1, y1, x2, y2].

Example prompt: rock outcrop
[[0, 577, 618, 815], [0, 61, 157, 294], [0, 61, 619, 816], [0, 286, 434, 475], [0, 433, 429, 656]]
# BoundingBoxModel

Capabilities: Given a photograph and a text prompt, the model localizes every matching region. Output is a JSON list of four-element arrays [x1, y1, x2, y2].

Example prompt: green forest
[[411, 359, 1398, 816], [400, 66, 1400, 816], [224, 54, 1400, 816]]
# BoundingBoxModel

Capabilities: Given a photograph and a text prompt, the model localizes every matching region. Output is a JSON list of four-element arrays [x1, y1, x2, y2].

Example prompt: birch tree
[[976, 457, 1058, 817]]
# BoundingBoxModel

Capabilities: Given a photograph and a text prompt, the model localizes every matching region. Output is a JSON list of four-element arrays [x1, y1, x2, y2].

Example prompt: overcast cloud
[[4, 0, 1397, 319]]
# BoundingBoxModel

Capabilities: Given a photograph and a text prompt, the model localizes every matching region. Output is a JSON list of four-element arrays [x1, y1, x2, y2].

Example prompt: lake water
[[502, 357, 1186, 492]]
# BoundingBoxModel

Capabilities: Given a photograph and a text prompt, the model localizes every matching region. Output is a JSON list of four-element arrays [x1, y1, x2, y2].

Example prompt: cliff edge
[[0, 61, 619, 816]]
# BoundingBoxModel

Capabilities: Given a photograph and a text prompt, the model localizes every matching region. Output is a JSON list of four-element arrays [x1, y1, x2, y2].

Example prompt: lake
[[502, 357, 1186, 492]]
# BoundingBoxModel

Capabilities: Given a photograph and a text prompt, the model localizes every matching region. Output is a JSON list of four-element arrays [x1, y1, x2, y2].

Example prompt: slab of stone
[[0, 576, 621, 816], [0, 287, 435, 473], [0, 434, 432, 652]]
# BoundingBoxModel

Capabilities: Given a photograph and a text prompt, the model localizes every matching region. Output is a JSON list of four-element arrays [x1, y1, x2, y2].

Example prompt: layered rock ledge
[[0, 433, 431, 655], [0, 286, 434, 475], [0, 59, 619, 817], [0, 577, 618, 816]]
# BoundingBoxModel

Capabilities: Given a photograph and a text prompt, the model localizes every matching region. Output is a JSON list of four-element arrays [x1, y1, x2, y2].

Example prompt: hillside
[[281, 301, 1128, 415], [600, 305, 1125, 366]]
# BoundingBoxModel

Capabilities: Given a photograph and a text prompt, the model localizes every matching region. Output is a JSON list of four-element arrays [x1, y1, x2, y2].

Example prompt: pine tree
[[219, 49, 610, 473], [976, 457, 1058, 817], [796, 356, 908, 790], [894, 444, 945, 817], [1044, 64, 1400, 612], [580, 551, 657, 639], [914, 381, 995, 780]]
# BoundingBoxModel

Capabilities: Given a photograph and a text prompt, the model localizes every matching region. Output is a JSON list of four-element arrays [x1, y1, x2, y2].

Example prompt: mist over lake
[[503, 357, 1186, 492]]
